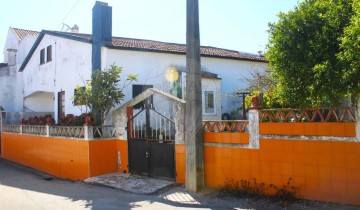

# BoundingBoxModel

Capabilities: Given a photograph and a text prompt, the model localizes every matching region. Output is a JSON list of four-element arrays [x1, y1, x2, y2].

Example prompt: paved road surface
[[0, 159, 210, 210], [1, 159, 358, 210]]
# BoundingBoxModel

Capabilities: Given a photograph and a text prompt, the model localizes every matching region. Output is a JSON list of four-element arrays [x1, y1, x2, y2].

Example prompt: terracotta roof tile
[[17, 27, 267, 63], [11, 27, 39, 40], [109, 37, 266, 62], [58, 32, 266, 62]]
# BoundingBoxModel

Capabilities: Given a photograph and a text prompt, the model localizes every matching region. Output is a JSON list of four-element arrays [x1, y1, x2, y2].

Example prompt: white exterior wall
[[105, 49, 186, 103], [104, 49, 223, 121], [18, 35, 37, 64], [0, 28, 35, 112], [24, 92, 54, 112], [22, 35, 92, 120], [0, 66, 18, 111], [201, 57, 267, 118], [104, 48, 266, 120], [52, 38, 92, 120], [21, 36, 266, 123], [2, 28, 18, 63]]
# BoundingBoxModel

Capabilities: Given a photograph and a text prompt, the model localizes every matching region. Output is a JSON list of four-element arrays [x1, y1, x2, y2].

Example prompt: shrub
[[20, 115, 55, 125], [57, 113, 93, 126]]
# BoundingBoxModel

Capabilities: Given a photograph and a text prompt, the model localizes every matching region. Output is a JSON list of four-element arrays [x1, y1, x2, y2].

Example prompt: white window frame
[[202, 89, 216, 115]]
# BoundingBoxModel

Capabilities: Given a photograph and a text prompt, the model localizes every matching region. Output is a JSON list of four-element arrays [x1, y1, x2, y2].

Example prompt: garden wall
[[193, 122, 360, 205], [0, 133, 128, 180]]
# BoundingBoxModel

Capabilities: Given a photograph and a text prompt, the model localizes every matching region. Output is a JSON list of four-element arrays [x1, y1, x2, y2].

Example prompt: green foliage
[[338, 1, 360, 95], [245, 91, 261, 110], [266, 0, 357, 108], [73, 64, 137, 125]]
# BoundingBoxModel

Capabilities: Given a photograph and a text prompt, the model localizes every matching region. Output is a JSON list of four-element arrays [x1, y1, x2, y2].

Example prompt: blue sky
[[0, 0, 300, 63]]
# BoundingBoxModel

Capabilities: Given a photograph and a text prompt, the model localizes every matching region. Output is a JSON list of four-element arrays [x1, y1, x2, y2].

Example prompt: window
[[40, 49, 45, 64], [40, 45, 52, 65], [204, 91, 215, 114], [132, 84, 153, 109], [58, 91, 65, 118], [46, 45, 52, 62]]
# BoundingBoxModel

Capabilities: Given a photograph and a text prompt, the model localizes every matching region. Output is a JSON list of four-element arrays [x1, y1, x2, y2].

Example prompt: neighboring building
[[1, 1, 267, 124], [0, 28, 39, 112]]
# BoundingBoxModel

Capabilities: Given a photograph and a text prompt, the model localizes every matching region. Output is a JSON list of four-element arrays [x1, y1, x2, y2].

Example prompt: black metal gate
[[127, 105, 175, 179]]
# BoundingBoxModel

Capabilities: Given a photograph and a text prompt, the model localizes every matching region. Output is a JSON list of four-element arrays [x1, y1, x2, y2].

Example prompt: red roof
[[11, 27, 39, 40], [15, 27, 267, 64], [55, 31, 267, 62], [109, 37, 266, 62]]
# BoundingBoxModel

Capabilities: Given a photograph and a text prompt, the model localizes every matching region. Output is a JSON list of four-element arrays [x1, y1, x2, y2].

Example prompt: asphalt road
[[2, 159, 358, 210], [0, 159, 209, 210]]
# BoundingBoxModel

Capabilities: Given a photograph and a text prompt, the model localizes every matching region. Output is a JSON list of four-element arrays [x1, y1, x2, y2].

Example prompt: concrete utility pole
[[185, 0, 204, 192]]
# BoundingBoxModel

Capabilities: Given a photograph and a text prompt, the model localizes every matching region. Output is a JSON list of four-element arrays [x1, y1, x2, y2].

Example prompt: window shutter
[[46, 45, 52, 62], [40, 49, 45, 64]]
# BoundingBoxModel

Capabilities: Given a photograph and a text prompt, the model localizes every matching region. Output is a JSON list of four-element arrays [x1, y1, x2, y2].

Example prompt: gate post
[[248, 96, 260, 149], [0, 107, 4, 134], [127, 107, 134, 139], [84, 126, 93, 140]]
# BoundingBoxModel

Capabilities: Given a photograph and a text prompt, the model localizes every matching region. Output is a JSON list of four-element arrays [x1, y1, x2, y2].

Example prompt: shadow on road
[[0, 158, 212, 209]]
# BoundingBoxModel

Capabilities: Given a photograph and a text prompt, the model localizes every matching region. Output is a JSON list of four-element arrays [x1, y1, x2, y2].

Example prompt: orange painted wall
[[260, 122, 356, 137], [88, 140, 118, 177], [204, 132, 249, 144], [1, 133, 89, 180], [1, 133, 131, 180], [175, 144, 186, 183], [203, 139, 360, 205], [116, 140, 128, 173]]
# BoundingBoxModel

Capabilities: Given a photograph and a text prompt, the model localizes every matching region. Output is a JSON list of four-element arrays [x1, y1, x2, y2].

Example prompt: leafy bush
[[20, 115, 55, 125], [57, 113, 93, 126], [20, 113, 93, 126]]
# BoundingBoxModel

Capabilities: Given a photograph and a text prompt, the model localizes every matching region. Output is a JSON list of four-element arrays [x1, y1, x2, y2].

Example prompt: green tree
[[243, 68, 284, 109], [266, 0, 357, 108], [338, 1, 360, 96], [73, 64, 137, 125]]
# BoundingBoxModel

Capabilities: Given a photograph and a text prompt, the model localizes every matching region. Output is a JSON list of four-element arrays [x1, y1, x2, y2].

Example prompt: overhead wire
[[55, 0, 81, 30]]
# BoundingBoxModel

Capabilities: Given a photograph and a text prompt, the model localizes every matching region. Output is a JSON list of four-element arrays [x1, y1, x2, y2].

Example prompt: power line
[[55, 0, 80, 30]]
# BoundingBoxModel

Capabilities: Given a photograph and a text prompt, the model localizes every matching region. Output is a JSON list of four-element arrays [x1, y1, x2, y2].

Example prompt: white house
[[2, 1, 267, 124], [0, 27, 39, 112]]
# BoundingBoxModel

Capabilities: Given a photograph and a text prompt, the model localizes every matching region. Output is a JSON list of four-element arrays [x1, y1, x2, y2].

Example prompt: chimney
[[92, 1, 112, 71], [7, 49, 17, 66], [71, 24, 79, 33]]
